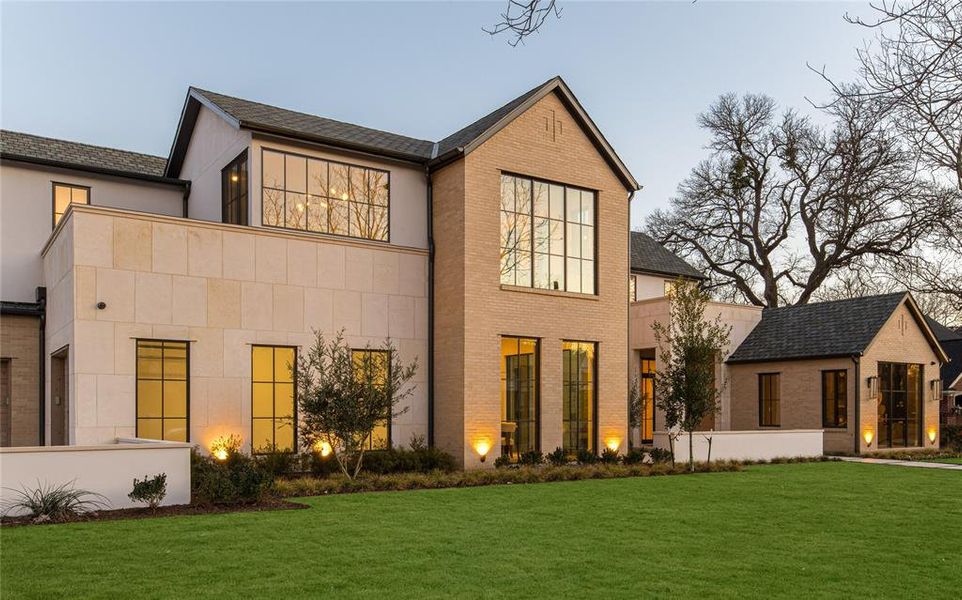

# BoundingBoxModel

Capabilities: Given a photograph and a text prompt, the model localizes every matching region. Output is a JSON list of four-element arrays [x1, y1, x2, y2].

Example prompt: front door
[[877, 362, 922, 448], [50, 349, 68, 445]]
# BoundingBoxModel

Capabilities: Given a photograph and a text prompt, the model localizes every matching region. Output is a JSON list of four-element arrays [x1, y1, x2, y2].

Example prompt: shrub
[[546, 447, 568, 466], [576, 449, 597, 465], [600, 447, 620, 465], [345, 441, 458, 476], [622, 448, 647, 465], [942, 424, 962, 451], [648, 447, 673, 464], [518, 451, 544, 466], [304, 449, 340, 477], [191, 448, 272, 505], [255, 448, 297, 478], [128, 473, 167, 509], [1, 480, 108, 522], [493, 455, 512, 469]]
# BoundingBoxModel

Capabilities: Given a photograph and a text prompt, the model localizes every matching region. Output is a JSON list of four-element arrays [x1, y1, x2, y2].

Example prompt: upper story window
[[262, 148, 389, 241], [222, 150, 248, 226], [500, 174, 595, 294], [52, 182, 89, 227]]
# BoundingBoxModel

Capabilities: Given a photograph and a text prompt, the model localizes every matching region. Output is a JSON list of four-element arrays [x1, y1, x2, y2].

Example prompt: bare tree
[[647, 93, 955, 307], [484, 0, 562, 46]]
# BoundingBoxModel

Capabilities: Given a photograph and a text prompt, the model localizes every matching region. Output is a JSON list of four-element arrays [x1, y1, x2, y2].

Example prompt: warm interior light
[[296, 203, 304, 211], [475, 440, 490, 462], [606, 438, 620, 452], [863, 429, 874, 446], [230, 174, 239, 182], [928, 428, 937, 444], [341, 192, 348, 201], [314, 440, 333, 457]]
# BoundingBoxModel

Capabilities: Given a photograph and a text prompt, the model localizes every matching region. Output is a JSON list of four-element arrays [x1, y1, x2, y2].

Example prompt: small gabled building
[[629, 231, 705, 301], [727, 292, 948, 454]]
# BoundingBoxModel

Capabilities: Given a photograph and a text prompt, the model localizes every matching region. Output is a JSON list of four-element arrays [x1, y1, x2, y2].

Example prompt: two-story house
[[0, 76, 639, 467]]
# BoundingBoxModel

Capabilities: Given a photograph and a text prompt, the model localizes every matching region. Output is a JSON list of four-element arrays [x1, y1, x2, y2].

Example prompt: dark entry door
[[51, 350, 68, 445]]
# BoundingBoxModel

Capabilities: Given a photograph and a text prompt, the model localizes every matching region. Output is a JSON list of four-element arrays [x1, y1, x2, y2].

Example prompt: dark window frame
[[351, 348, 392, 450], [221, 150, 249, 226], [51, 181, 91, 229], [251, 344, 298, 454], [639, 355, 656, 444], [758, 372, 780, 427], [821, 369, 848, 429], [499, 172, 598, 295], [877, 362, 924, 448], [260, 147, 390, 243], [562, 340, 599, 454], [135, 338, 190, 442], [500, 335, 541, 461]]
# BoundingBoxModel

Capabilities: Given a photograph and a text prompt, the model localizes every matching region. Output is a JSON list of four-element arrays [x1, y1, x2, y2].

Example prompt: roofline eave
[[1, 154, 187, 187]]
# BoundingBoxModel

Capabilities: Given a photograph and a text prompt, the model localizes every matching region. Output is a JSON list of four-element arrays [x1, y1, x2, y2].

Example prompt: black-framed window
[[351, 349, 391, 450], [640, 355, 655, 444], [877, 362, 923, 448], [563, 341, 597, 454], [262, 148, 389, 241], [52, 182, 89, 227], [136, 340, 189, 442], [758, 373, 780, 427], [500, 336, 539, 461], [222, 150, 248, 225], [252, 345, 296, 453], [500, 174, 595, 294], [822, 370, 848, 428]]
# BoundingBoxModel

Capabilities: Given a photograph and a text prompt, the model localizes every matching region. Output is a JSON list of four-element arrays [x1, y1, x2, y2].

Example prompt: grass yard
[[923, 457, 962, 465], [2, 462, 960, 599]]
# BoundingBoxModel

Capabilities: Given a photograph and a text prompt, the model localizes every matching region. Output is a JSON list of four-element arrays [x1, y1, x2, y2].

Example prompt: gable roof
[[630, 231, 706, 280], [927, 317, 962, 389], [727, 292, 948, 364], [1, 130, 184, 185], [167, 77, 640, 191], [925, 316, 962, 342]]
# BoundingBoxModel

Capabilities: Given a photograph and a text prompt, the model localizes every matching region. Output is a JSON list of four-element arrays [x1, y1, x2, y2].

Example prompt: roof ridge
[[1, 129, 166, 161], [763, 291, 907, 311]]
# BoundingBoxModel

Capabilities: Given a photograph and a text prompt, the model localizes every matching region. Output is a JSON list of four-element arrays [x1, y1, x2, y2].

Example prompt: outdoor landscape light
[[315, 440, 333, 457], [928, 429, 937, 444], [863, 429, 874, 447], [606, 438, 620, 452], [209, 435, 234, 461], [475, 440, 491, 463]]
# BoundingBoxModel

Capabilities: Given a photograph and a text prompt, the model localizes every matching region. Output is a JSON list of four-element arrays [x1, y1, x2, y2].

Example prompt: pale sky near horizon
[[1, 1, 872, 228]]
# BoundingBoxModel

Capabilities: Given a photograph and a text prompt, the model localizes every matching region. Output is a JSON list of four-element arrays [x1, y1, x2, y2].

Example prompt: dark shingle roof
[[631, 231, 705, 279], [727, 293, 908, 363], [925, 316, 962, 342], [191, 89, 435, 162], [1, 130, 170, 179]]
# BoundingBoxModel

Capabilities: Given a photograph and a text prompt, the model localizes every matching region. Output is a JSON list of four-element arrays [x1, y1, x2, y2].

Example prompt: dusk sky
[[1, 1, 872, 228]]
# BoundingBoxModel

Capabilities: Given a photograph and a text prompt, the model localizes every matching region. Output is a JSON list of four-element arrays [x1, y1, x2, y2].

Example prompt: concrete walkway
[[838, 456, 962, 471]]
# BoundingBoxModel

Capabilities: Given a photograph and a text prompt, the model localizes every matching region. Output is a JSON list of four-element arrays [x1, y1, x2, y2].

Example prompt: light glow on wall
[[928, 428, 937, 444], [474, 440, 491, 462], [863, 429, 874, 447], [605, 438, 621, 452]]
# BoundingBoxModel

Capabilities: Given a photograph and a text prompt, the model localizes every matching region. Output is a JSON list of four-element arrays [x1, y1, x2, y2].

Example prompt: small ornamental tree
[[296, 330, 417, 480], [652, 280, 731, 471]]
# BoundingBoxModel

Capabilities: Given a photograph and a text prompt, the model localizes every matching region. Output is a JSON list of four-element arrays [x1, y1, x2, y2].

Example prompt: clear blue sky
[[1, 1, 870, 228]]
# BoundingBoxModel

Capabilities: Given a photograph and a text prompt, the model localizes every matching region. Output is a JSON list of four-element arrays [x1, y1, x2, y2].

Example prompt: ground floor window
[[252, 346, 296, 453], [563, 341, 596, 455], [822, 370, 848, 428], [877, 362, 922, 448], [500, 337, 539, 461], [640, 355, 655, 444], [136, 340, 189, 442], [352, 349, 391, 450], [758, 373, 780, 427]]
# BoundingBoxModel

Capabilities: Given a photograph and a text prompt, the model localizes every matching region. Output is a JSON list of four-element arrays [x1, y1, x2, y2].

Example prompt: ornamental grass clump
[[1, 480, 108, 523]]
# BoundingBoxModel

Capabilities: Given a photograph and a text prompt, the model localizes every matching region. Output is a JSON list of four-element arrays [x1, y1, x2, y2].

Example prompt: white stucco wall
[[631, 273, 674, 301], [178, 105, 252, 223], [653, 429, 824, 462], [0, 439, 190, 515], [43, 205, 429, 452], [1, 162, 183, 303]]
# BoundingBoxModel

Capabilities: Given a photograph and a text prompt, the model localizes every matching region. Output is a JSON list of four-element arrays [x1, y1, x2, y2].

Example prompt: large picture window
[[500, 337, 539, 461], [252, 346, 296, 453], [262, 148, 389, 241], [822, 370, 848, 428], [222, 150, 248, 225], [563, 341, 596, 454], [758, 373, 780, 427], [52, 182, 89, 228], [877, 362, 922, 448], [352, 349, 391, 450], [136, 340, 189, 442], [500, 174, 595, 294]]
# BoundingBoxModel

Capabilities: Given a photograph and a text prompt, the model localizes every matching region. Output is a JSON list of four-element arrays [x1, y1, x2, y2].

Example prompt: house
[[927, 317, 962, 426], [628, 233, 948, 455], [0, 76, 639, 468]]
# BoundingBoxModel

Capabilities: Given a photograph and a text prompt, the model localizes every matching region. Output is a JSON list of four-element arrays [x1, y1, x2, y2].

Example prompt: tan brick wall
[[729, 357, 855, 454], [433, 91, 631, 467], [0, 314, 41, 446]]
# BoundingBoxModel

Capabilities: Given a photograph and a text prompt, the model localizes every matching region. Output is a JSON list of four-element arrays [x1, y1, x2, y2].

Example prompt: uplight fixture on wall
[[863, 429, 874, 447], [475, 440, 491, 463], [605, 438, 621, 452], [928, 428, 938, 445]]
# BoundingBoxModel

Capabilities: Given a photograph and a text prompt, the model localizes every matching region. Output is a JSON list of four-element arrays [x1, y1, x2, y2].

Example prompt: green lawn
[[923, 457, 962, 464], [2, 462, 960, 599]]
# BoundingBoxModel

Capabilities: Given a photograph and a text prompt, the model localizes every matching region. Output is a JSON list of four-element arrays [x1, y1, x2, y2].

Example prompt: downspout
[[425, 167, 435, 447], [37, 288, 46, 446], [852, 354, 860, 455], [626, 190, 635, 450], [182, 180, 192, 218]]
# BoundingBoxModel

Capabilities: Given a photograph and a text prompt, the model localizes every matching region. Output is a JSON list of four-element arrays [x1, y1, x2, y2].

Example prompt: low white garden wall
[[0, 438, 190, 516], [653, 429, 824, 462]]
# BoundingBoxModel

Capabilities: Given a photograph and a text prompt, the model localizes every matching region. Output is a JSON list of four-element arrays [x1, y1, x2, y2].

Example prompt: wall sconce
[[863, 429, 874, 447], [605, 438, 621, 452], [866, 376, 879, 399], [928, 428, 938, 445], [475, 440, 491, 463], [930, 380, 943, 402]]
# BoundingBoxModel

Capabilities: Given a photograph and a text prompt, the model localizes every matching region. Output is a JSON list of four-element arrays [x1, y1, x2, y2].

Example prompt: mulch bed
[[0, 498, 308, 528]]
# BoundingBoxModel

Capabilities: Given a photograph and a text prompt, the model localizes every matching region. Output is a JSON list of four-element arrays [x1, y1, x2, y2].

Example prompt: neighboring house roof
[[630, 231, 706, 280], [0, 130, 184, 185], [927, 317, 962, 389], [727, 292, 948, 364], [925, 316, 962, 342], [167, 77, 640, 191]]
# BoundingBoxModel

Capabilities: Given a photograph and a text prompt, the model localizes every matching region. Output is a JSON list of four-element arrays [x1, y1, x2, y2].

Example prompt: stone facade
[[433, 91, 632, 467], [0, 314, 41, 446]]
